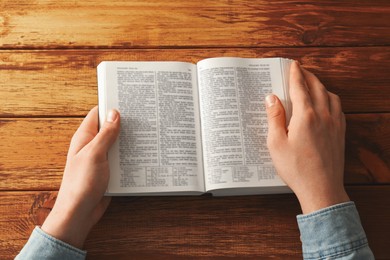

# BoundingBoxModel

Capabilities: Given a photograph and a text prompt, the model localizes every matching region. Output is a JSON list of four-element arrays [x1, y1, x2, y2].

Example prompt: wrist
[[297, 187, 350, 215], [41, 204, 92, 249]]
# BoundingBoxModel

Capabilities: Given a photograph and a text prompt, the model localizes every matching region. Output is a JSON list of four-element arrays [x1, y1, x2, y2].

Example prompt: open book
[[98, 57, 293, 196]]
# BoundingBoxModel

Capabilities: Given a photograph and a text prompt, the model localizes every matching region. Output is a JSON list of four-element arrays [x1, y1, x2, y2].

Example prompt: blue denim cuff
[[297, 201, 373, 260], [16, 226, 86, 259]]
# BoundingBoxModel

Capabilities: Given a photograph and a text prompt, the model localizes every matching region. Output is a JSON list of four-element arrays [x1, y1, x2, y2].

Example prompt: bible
[[97, 57, 292, 196]]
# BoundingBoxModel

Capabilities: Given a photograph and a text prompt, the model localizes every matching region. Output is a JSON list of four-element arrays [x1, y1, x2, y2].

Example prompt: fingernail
[[107, 110, 118, 122], [266, 95, 276, 107]]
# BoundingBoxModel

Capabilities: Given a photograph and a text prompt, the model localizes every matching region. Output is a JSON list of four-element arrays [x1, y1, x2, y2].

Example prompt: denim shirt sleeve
[[297, 201, 374, 260], [15, 226, 86, 260]]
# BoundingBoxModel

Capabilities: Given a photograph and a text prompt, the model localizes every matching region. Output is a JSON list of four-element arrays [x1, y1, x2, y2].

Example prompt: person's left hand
[[41, 106, 120, 249]]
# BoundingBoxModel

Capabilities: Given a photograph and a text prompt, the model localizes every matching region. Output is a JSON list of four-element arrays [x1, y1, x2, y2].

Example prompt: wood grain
[[0, 118, 79, 190], [0, 114, 388, 191], [1, 47, 389, 117], [1, 0, 389, 258], [0, 1, 389, 49], [345, 114, 390, 184], [1, 186, 389, 259]]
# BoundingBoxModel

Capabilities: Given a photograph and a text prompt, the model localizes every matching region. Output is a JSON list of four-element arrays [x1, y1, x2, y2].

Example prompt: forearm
[[297, 201, 374, 260]]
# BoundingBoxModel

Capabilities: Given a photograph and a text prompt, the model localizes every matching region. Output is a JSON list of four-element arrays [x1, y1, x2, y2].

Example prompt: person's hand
[[41, 106, 120, 248], [265, 61, 350, 214]]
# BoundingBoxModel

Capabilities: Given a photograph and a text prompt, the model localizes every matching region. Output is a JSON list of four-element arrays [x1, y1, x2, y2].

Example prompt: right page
[[197, 57, 292, 194]]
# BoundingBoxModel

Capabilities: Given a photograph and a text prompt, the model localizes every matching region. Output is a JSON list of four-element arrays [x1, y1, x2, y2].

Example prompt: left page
[[98, 61, 205, 195]]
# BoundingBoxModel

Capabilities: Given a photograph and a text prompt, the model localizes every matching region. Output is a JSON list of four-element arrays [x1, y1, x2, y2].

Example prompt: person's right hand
[[265, 61, 350, 214]]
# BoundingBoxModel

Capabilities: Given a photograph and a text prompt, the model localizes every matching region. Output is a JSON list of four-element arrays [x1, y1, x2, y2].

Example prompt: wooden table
[[1, 1, 389, 259]]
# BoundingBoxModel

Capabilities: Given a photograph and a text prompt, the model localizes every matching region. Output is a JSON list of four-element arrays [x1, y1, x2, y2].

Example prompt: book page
[[197, 57, 292, 192], [98, 61, 204, 194]]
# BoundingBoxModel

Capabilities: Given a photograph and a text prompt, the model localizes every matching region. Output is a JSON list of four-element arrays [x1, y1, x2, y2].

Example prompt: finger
[[328, 92, 346, 134], [289, 61, 312, 113], [328, 92, 343, 116], [341, 112, 346, 133], [301, 67, 330, 112], [265, 94, 287, 147], [68, 106, 99, 157], [88, 109, 120, 158]]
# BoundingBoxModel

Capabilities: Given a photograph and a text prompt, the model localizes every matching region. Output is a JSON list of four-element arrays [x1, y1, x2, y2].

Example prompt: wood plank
[[1, 186, 389, 259], [0, 118, 79, 190], [345, 114, 390, 183], [1, 47, 389, 117], [0, 1, 389, 49], [0, 114, 389, 191]]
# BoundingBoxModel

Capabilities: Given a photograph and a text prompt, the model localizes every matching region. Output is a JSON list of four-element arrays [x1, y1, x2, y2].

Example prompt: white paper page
[[98, 61, 204, 194], [197, 57, 292, 192]]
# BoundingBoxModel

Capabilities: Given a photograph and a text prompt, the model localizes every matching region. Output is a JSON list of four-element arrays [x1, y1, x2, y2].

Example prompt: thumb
[[265, 95, 287, 143], [90, 109, 120, 155]]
